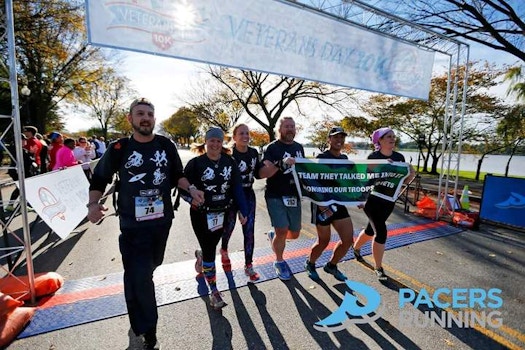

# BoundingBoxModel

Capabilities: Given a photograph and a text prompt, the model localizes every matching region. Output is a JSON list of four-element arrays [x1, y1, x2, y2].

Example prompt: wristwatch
[[188, 185, 197, 192]]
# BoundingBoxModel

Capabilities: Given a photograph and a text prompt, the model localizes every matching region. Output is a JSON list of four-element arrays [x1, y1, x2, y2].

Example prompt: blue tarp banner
[[480, 175, 525, 228]]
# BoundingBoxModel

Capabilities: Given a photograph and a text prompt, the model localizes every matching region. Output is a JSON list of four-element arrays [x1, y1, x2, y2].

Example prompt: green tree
[[504, 66, 525, 102], [497, 104, 525, 176], [0, 0, 112, 133], [111, 111, 133, 136], [342, 62, 507, 174], [307, 115, 339, 152], [160, 107, 199, 145]]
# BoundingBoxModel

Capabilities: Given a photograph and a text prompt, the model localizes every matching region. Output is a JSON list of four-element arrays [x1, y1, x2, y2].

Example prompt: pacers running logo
[[314, 281, 382, 332]]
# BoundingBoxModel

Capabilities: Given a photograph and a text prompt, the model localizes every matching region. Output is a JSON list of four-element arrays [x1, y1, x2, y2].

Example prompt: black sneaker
[[352, 246, 364, 262], [375, 267, 388, 281], [142, 331, 161, 350]]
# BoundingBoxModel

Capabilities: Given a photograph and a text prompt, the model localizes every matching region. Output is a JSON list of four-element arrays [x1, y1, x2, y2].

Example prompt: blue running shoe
[[274, 260, 291, 281], [305, 260, 320, 281], [323, 263, 347, 281]]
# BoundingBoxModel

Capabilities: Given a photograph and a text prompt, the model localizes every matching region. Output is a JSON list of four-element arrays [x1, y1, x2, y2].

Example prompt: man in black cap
[[305, 126, 354, 282]]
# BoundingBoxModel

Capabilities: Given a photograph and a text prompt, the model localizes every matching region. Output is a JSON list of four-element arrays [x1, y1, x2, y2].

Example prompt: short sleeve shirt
[[231, 146, 260, 190], [262, 140, 304, 198], [184, 153, 242, 210], [93, 135, 184, 228], [367, 150, 406, 196]]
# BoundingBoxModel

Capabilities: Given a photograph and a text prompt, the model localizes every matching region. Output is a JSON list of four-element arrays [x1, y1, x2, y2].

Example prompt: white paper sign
[[23, 166, 89, 240], [85, 0, 434, 99]]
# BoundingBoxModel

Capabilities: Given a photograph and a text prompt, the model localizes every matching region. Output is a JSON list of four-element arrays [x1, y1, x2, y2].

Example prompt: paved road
[[3, 150, 524, 349]]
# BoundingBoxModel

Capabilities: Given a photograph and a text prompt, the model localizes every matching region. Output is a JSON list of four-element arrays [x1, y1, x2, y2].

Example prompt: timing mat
[[18, 217, 463, 338]]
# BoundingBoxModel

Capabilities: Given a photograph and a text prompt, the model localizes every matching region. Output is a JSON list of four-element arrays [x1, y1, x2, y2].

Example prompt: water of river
[[303, 148, 523, 177]]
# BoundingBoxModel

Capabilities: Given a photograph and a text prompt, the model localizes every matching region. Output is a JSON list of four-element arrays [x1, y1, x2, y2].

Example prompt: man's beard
[[281, 132, 295, 143], [132, 121, 154, 136]]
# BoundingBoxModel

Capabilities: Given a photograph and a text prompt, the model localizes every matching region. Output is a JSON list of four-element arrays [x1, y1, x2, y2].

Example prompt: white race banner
[[85, 0, 434, 99], [23, 166, 89, 240]]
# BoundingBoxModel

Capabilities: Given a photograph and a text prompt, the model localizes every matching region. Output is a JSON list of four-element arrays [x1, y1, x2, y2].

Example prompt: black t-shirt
[[368, 150, 406, 196], [231, 146, 260, 190], [8, 146, 35, 181], [184, 153, 242, 210], [316, 150, 348, 212], [93, 135, 184, 228], [262, 140, 304, 198]]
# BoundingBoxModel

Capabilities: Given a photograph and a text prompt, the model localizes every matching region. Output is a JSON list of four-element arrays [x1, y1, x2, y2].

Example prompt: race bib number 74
[[135, 196, 164, 222]]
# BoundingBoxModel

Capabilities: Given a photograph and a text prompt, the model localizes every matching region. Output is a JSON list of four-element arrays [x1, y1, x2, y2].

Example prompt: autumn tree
[[307, 115, 338, 153], [0, 0, 113, 134], [73, 70, 136, 139], [342, 62, 507, 174], [111, 111, 133, 136], [207, 66, 356, 141], [249, 128, 270, 154]]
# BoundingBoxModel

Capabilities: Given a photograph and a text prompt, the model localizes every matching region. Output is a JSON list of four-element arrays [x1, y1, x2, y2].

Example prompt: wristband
[[86, 201, 99, 208]]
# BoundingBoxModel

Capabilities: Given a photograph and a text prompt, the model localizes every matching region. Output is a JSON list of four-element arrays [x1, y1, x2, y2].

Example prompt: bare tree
[[184, 77, 244, 133], [208, 66, 357, 141], [74, 71, 136, 138], [374, 0, 524, 62], [0, 0, 113, 133]]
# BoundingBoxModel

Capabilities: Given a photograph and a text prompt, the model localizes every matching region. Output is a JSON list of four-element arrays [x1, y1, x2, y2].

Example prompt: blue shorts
[[265, 197, 302, 232]]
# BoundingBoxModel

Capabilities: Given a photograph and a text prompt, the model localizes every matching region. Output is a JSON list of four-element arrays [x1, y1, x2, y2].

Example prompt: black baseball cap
[[329, 127, 347, 136]]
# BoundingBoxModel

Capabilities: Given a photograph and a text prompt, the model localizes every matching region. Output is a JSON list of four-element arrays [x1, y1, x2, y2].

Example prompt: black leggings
[[363, 195, 395, 244], [190, 209, 231, 262]]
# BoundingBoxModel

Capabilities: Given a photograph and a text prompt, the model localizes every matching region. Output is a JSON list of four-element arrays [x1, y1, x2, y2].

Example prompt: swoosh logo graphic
[[314, 280, 381, 332], [495, 192, 525, 209]]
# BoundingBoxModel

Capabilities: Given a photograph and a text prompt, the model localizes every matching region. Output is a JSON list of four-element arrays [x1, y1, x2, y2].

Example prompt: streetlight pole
[[417, 134, 425, 173], [20, 85, 31, 124]]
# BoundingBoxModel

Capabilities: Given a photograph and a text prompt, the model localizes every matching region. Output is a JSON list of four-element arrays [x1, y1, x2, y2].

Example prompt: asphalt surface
[[2, 150, 524, 350]]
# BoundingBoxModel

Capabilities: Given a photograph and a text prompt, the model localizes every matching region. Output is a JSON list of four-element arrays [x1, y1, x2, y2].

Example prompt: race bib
[[207, 212, 225, 231], [282, 196, 298, 207], [135, 196, 164, 222]]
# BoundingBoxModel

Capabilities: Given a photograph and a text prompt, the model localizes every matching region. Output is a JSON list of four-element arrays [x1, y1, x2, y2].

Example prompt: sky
[[64, 30, 521, 142]]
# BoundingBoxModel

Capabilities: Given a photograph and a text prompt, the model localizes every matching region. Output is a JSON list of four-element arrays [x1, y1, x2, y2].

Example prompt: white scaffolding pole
[[1, 0, 36, 303]]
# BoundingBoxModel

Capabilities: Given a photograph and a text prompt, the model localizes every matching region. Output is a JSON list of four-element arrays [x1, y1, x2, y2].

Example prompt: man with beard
[[259, 116, 304, 280], [87, 98, 204, 350]]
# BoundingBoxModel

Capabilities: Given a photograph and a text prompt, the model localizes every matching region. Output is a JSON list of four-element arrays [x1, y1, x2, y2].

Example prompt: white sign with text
[[24, 166, 89, 239], [86, 0, 434, 99]]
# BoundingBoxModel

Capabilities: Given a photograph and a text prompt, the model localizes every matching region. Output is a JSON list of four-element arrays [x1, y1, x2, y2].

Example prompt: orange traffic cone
[[460, 185, 470, 210]]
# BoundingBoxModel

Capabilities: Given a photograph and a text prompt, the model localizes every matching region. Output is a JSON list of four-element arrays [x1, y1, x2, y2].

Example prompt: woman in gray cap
[[180, 127, 249, 310]]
